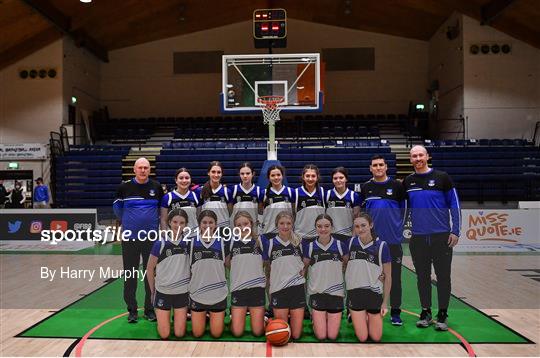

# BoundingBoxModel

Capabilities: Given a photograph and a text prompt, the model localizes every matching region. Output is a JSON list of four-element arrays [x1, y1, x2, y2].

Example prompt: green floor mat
[[18, 268, 531, 344]]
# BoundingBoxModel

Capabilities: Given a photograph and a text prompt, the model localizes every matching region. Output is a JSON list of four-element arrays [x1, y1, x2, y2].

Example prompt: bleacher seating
[[425, 140, 540, 202], [55, 145, 130, 216]]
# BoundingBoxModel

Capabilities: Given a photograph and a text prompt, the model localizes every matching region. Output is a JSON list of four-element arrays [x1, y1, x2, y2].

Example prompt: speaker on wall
[[469, 43, 511, 55], [18, 68, 58, 79]]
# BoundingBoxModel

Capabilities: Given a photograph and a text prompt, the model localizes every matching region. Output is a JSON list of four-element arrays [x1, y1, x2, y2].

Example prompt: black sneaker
[[416, 309, 432, 328], [435, 311, 449, 331], [264, 308, 273, 320], [127, 310, 138, 323], [145, 309, 157, 322]]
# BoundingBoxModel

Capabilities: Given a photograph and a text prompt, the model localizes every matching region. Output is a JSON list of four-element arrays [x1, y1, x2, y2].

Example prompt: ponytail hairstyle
[[167, 208, 189, 226], [197, 209, 218, 225], [301, 163, 320, 190], [314, 213, 334, 228], [238, 162, 255, 185], [274, 211, 301, 247], [174, 167, 192, 188], [201, 161, 223, 201], [266, 165, 286, 192], [331, 166, 349, 182], [353, 212, 377, 240]]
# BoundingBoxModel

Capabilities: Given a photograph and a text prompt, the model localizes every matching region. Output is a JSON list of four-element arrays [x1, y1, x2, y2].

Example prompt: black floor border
[[404, 266, 535, 344], [63, 338, 81, 357], [15, 267, 535, 345], [15, 334, 535, 345], [15, 278, 119, 337]]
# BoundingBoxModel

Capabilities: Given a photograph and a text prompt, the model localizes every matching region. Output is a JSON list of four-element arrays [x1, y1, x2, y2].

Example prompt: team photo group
[[112, 145, 461, 343]]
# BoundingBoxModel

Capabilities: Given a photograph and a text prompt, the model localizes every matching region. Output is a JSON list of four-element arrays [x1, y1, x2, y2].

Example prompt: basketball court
[[1, 1, 540, 357]]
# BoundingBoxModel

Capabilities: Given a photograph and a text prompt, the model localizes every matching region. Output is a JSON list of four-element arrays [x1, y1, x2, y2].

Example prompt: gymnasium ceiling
[[1, 0, 539, 69]]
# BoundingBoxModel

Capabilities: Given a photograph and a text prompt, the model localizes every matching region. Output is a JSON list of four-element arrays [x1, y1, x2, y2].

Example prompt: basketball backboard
[[221, 53, 322, 113]]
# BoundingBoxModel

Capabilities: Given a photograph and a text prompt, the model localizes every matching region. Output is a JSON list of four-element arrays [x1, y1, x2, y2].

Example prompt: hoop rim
[[257, 95, 285, 106]]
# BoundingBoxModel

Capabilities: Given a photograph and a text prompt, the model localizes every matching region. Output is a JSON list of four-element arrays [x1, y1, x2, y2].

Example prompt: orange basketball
[[265, 319, 291, 346]]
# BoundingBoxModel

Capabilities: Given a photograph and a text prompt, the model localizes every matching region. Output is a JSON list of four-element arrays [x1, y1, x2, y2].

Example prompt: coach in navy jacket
[[403, 145, 460, 331], [113, 157, 163, 323]]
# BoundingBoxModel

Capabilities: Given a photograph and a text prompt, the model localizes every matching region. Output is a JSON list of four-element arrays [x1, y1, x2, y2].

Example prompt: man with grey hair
[[113, 157, 163, 323], [403, 145, 460, 331]]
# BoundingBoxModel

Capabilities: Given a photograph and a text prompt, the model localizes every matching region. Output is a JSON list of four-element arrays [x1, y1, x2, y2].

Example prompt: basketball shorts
[[231, 287, 266, 307], [189, 297, 227, 313], [309, 293, 344, 313], [347, 288, 383, 314], [271, 284, 306, 309], [153, 291, 189, 310]]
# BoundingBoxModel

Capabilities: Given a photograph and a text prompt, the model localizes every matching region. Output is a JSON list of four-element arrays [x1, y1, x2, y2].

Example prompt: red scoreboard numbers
[[253, 8, 287, 48]]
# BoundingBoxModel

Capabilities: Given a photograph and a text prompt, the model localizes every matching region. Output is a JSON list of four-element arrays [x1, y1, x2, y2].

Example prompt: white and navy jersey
[[325, 188, 360, 238], [199, 185, 232, 228], [188, 236, 229, 305], [361, 178, 406, 245], [161, 190, 200, 231], [261, 235, 305, 294], [304, 237, 348, 297], [345, 237, 391, 294], [231, 184, 261, 227], [294, 186, 326, 239], [229, 237, 266, 292], [261, 186, 295, 235], [150, 238, 190, 295]]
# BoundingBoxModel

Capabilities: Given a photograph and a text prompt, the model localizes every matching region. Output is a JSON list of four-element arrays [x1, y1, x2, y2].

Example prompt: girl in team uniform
[[294, 164, 326, 242], [230, 163, 261, 231], [147, 209, 191, 339], [303, 214, 348, 341], [226, 211, 266, 337], [260, 165, 295, 238], [326, 167, 361, 241], [199, 161, 232, 232], [345, 213, 392, 342], [160, 168, 200, 233], [188, 210, 229, 338], [261, 211, 305, 340]]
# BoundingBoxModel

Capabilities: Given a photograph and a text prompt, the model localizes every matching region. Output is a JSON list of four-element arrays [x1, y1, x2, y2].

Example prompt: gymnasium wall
[[428, 12, 464, 139], [0, 40, 63, 145], [100, 18, 429, 118], [462, 15, 540, 140], [62, 37, 101, 129]]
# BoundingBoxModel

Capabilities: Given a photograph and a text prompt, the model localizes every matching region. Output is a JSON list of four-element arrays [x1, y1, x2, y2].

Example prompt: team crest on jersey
[[428, 180, 435, 187], [301, 201, 307, 208], [268, 198, 274, 205], [236, 196, 241, 202], [149, 189, 156, 196], [166, 249, 172, 257], [386, 189, 393, 196], [328, 201, 335, 208], [157, 299, 164, 307], [194, 252, 202, 260]]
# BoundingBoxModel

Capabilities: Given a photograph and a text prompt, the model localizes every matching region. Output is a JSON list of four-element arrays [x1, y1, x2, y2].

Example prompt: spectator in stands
[[33, 177, 50, 208], [113, 157, 163, 324], [0, 180, 7, 209], [403, 145, 460, 331], [8, 181, 26, 208], [360, 155, 406, 326]]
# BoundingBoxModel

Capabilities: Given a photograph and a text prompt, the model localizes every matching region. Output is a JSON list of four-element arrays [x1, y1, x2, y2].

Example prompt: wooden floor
[[1, 253, 538, 357]]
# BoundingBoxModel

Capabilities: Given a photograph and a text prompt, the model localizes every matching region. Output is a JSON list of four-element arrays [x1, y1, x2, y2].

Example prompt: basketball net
[[258, 95, 284, 124]]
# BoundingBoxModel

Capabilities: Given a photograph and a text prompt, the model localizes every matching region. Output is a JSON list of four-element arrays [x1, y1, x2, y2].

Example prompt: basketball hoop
[[258, 95, 284, 124]]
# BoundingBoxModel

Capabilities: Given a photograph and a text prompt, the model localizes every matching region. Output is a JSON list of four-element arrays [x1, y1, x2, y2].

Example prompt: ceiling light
[[80, 0, 92, 3]]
